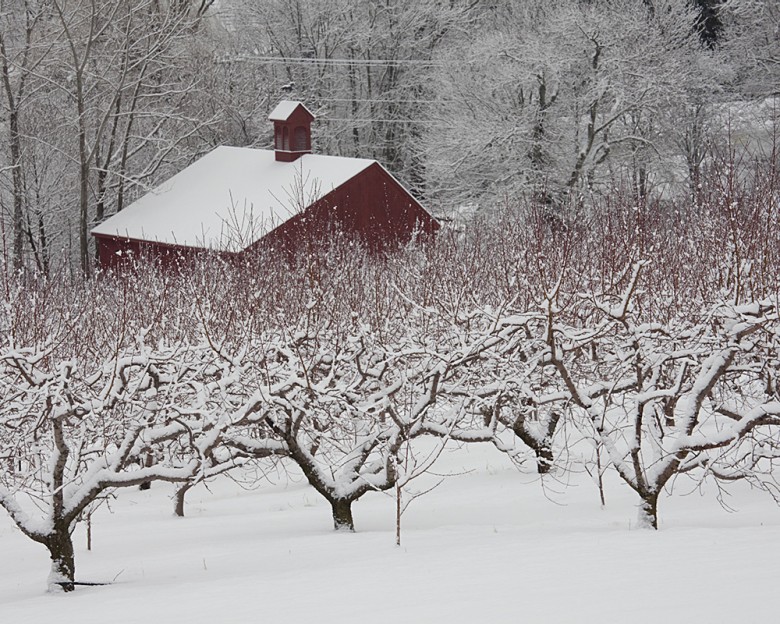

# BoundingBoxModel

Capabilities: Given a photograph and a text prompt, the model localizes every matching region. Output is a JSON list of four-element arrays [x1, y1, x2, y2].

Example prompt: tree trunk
[[395, 482, 401, 547], [78, 134, 91, 277], [331, 498, 355, 532], [636, 493, 659, 530], [174, 482, 192, 517], [46, 526, 75, 592], [534, 444, 554, 475], [139, 450, 153, 490], [9, 109, 24, 271], [511, 418, 556, 475], [0, 63, 24, 270]]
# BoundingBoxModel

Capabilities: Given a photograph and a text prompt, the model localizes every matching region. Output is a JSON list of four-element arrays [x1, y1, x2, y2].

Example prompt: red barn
[[91, 101, 439, 268]]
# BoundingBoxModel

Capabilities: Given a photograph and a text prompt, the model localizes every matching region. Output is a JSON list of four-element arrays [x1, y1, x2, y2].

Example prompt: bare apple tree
[[0, 265, 262, 591], [541, 265, 780, 528]]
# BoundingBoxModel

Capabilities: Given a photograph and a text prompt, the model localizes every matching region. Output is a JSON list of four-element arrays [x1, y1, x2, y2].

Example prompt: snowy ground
[[2, 443, 779, 624]]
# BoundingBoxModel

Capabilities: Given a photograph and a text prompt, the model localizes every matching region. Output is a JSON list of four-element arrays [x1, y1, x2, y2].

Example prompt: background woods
[[0, 0, 777, 271]]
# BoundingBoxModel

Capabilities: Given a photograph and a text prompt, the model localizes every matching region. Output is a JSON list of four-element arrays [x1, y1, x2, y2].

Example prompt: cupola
[[269, 100, 315, 162]]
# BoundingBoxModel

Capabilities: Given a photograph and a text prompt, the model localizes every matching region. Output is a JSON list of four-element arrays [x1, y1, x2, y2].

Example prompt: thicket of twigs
[[1, 159, 779, 591]]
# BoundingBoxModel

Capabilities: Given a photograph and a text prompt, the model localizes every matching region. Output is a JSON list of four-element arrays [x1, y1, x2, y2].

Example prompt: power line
[[218, 54, 464, 68], [320, 117, 449, 126], [316, 97, 449, 105]]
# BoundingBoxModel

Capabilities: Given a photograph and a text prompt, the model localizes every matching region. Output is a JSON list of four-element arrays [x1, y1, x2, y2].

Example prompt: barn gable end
[[253, 162, 438, 253]]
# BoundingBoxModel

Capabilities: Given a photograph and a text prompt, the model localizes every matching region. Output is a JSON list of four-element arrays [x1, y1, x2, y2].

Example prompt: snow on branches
[[1, 232, 779, 592]]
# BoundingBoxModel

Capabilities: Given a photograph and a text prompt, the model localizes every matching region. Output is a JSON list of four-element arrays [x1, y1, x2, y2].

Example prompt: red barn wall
[[94, 234, 204, 270]]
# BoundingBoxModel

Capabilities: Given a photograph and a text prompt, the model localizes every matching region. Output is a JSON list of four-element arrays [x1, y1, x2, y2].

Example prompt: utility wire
[[219, 54, 462, 68], [320, 117, 449, 126], [316, 97, 449, 105]]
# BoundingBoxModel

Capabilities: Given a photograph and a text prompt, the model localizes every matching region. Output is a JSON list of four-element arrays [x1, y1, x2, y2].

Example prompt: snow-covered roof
[[91, 147, 374, 252], [268, 100, 314, 122]]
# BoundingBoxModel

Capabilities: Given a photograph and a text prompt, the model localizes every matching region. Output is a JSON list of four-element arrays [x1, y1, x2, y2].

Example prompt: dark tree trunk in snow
[[139, 451, 154, 490], [331, 499, 355, 532], [511, 412, 559, 475], [46, 525, 76, 592], [174, 482, 192, 517], [534, 445, 554, 475], [637, 493, 659, 530]]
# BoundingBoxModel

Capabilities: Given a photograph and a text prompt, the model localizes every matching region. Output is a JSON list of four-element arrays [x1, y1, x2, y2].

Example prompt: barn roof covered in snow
[[91, 146, 375, 252]]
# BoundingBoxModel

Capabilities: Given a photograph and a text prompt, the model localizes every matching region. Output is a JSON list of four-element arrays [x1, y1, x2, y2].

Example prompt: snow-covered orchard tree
[[409, 304, 564, 475], [0, 265, 266, 591], [209, 243, 566, 531], [223, 311, 456, 532], [542, 265, 780, 529], [0, 337, 230, 591]]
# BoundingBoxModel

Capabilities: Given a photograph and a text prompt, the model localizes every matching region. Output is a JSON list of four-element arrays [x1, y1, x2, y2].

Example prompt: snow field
[[1, 443, 779, 624]]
